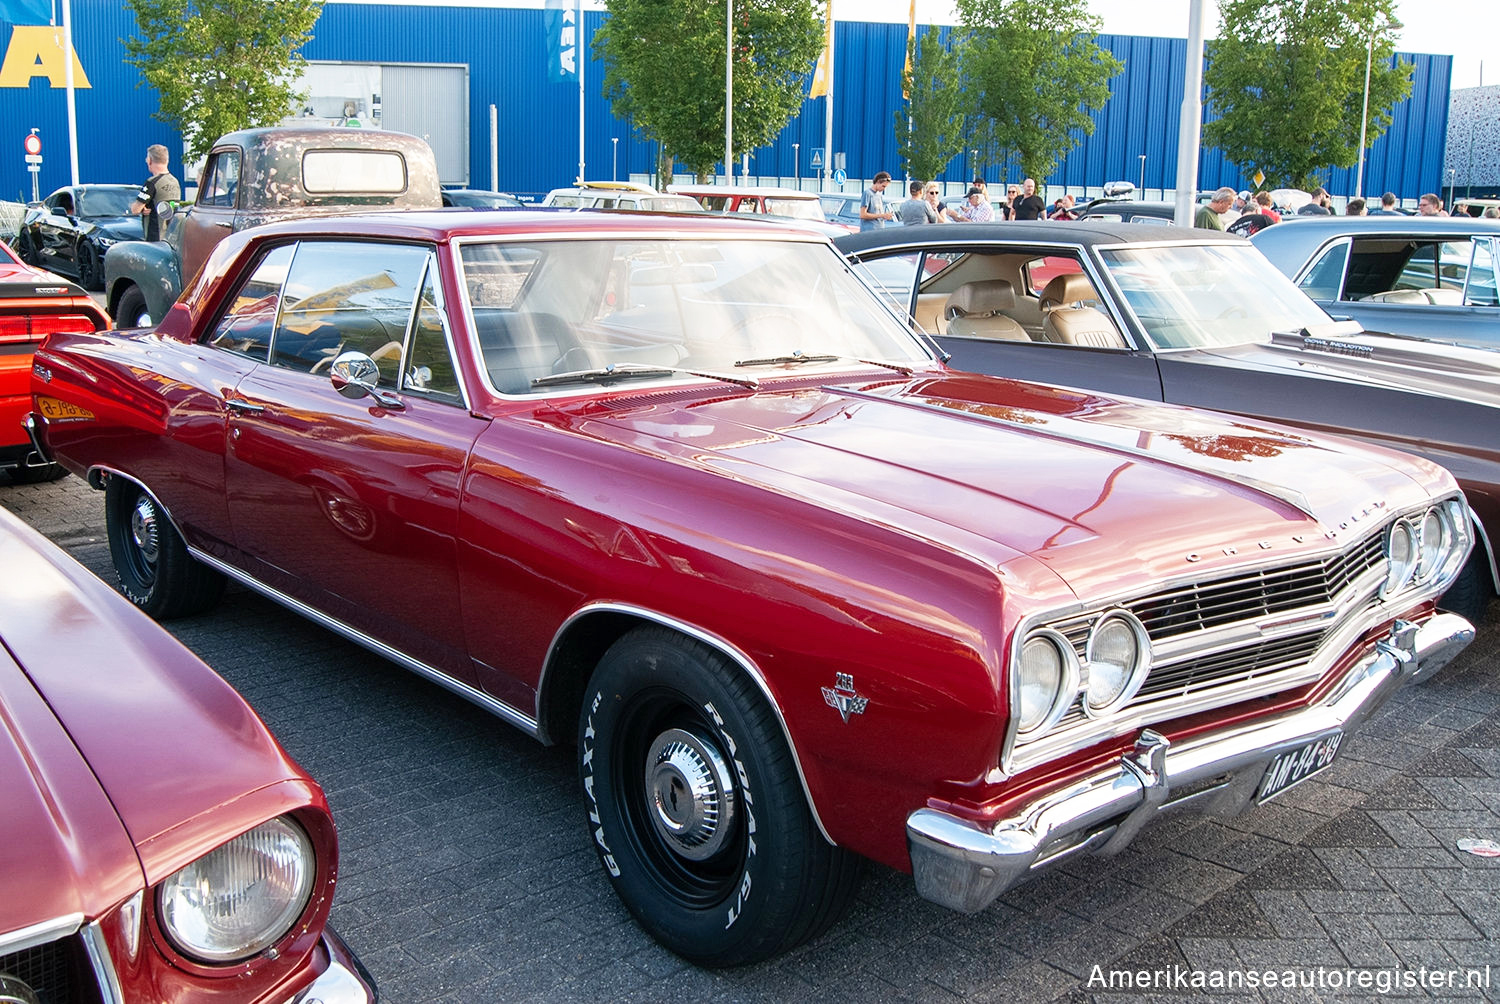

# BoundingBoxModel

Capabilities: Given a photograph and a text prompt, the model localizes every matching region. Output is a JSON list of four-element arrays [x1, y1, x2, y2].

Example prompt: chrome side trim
[[0, 913, 83, 955], [185, 548, 541, 739], [541, 601, 835, 845], [908, 613, 1474, 914], [1467, 502, 1499, 594], [80, 920, 124, 1004]]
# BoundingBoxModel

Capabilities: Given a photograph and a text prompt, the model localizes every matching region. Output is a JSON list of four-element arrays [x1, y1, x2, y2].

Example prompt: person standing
[[1418, 193, 1446, 216], [860, 171, 895, 230], [1195, 188, 1234, 229], [1011, 178, 1045, 220], [898, 180, 938, 225], [1253, 190, 1280, 223], [1297, 187, 1332, 215], [923, 183, 950, 223], [948, 187, 994, 222], [1368, 192, 1400, 214], [1000, 184, 1020, 220], [131, 143, 181, 242], [1345, 197, 1367, 215]]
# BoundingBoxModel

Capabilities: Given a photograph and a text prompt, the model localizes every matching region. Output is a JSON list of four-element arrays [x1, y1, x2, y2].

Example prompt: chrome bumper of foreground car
[[907, 614, 1473, 914], [21, 412, 52, 467], [287, 929, 379, 1003]]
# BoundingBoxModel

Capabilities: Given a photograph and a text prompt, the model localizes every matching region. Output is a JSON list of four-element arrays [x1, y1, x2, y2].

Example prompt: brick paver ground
[[6, 473, 1498, 1002]]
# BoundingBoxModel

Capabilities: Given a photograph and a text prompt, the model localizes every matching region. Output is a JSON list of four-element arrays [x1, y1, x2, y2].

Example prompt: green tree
[[895, 26, 966, 183], [1203, 0, 1411, 191], [953, 0, 1121, 184], [124, 0, 322, 163], [597, 0, 822, 183]]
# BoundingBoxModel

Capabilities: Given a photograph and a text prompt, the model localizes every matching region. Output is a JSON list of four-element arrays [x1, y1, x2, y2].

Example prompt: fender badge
[[822, 673, 868, 723]]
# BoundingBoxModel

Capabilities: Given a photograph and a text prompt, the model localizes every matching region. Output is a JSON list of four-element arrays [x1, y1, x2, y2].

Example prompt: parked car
[[542, 181, 703, 213], [105, 127, 443, 327], [441, 188, 525, 209], [14, 184, 142, 290], [1077, 199, 1179, 225], [1250, 215, 1500, 347], [1452, 197, 1500, 219], [817, 191, 866, 230], [0, 502, 374, 1002], [29, 210, 1474, 965], [835, 220, 1500, 622], [669, 184, 828, 223], [1, 238, 110, 483]]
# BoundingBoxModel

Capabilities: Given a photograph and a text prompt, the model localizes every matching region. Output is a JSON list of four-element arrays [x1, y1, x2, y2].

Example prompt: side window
[[270, 241, 429, 382], [403, 260, 462, 403], [1466, 239, 1498, 307], [198, 150, 241, 209], [1297, 240, 1350, 300], [206, 243, 295, 361], [1025, 256, 1083, 297], [848, 252, 921, 314]]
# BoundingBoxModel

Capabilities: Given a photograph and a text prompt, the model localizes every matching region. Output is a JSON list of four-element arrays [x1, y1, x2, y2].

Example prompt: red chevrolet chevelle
[[0, 504, 374, 1001], [27, 211, 1476, 965]]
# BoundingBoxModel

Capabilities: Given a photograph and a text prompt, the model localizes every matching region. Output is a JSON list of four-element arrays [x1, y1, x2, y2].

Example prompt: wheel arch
[[1468, 502, 1499, 595], [536, 601, 835, 844]]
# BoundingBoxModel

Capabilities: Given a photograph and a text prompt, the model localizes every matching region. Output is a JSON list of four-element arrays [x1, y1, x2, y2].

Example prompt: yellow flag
[[810, 12, 834, 98], [902, 0, 916, 100]]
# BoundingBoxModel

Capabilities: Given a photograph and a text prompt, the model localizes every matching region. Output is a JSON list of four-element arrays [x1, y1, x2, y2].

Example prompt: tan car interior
[[913, 251, 1129, 348]]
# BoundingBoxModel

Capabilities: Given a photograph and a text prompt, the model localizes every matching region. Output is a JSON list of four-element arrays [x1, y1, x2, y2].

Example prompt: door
[[223, 239, 485, 682], [179, 147, 242, 285]]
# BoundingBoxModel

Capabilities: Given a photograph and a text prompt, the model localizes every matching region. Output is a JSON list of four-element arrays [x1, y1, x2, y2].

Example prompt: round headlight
[[158, 817, 315, 964], [1382, 518, 1417, 597], [1414, 506, 1453, 584], [1084, 612, 1150, 715], [1016, 631, 1078, 738]]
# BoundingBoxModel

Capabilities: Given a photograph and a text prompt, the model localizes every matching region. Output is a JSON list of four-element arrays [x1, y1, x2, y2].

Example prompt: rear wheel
[[579, 627, 860, 966], [5, 462, 68, 485], [105, 478, 225, 618], [116, 285, 152, 327]]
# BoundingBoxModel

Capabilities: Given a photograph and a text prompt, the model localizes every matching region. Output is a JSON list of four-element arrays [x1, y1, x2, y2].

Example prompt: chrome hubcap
[[644, 727, 736, 861], [130, 496, 160, 565]]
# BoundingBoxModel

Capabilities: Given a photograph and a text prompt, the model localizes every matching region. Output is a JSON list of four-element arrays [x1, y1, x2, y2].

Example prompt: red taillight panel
[[0, 312, 100, 344]]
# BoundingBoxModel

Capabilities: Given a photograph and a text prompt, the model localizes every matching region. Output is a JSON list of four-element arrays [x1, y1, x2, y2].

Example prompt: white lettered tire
[[578, 626, 860, 965]]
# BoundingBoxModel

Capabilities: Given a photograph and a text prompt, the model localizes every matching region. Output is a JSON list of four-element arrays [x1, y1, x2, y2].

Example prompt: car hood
[[0, 510, 308, 932], [563, 371, 1450, 595], [83, 215, 144, 242]]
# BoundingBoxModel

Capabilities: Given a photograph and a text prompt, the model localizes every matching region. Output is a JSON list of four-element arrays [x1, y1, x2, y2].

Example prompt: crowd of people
[[857, 171, 1491, 234]]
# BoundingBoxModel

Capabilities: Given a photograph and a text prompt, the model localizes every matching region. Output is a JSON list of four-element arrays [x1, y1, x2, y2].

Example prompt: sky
[[854, 0, 1491, 89]]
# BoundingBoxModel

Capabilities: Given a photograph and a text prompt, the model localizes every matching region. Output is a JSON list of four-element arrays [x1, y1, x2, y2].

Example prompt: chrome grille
[[0, 936, 100, 1004], [1131, 533, 1385, 639]]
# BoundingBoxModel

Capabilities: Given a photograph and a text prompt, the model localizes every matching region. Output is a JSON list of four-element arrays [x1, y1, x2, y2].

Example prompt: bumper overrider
[[907, 613, 1473, 914]]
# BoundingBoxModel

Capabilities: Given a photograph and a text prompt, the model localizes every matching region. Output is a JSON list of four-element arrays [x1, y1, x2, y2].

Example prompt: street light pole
[[1139, 154, 1146, 196], [793, 142, 800, 188], [612, 137, 619, 181], [1355, 24, 1374, 197]]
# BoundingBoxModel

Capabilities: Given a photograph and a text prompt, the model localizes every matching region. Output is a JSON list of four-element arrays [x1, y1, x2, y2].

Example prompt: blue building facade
[[0, 3, 1451, 203]]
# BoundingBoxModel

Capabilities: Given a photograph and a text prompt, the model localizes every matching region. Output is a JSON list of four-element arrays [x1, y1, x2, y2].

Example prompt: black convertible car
[[15, 184, 142, 290], [835, 221, 1500, 623]]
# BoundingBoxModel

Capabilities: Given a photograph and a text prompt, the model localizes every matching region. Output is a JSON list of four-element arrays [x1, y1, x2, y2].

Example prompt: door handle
[[225, 398, 265, 414], [214, 221, 233, 229]]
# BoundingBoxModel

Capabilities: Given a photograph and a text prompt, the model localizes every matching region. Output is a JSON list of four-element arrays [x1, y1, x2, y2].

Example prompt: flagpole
[[822, 3, 833, 192], [62, 0, 79, 186]]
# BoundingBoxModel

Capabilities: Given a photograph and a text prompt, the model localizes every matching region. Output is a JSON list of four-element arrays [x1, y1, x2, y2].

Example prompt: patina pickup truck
[[103, 126, 441, 326]]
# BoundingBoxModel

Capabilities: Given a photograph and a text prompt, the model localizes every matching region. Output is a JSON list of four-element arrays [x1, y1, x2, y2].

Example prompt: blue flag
[[0, 0, 50, 24], [544, 0, 577, 83]]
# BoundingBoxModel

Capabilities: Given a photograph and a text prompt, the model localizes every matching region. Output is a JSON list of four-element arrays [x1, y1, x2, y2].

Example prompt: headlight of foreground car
[[1382, 501, 1469, 598], [1082, 611, 1151, 716], [158, 816, 315, 963], [1016, 614, 1152, 742], [1016, 630, 1080, 737]]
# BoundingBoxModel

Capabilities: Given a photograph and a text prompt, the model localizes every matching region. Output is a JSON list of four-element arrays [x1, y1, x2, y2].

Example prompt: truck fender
[[104, 240, 182, 324]]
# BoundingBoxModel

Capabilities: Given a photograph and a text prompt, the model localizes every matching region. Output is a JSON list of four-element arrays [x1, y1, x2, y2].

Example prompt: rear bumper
[[907, 613, 1473, 914]]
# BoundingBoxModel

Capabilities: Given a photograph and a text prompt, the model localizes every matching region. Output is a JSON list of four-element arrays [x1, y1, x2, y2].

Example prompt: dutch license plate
[[1257, 732, 1343, 803], [36, 396, 93, 421]]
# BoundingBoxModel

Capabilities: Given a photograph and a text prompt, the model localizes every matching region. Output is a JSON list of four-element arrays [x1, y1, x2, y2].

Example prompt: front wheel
[[115, 284, 152, 328], [1439, 548, 1492, 625], [579, 627, 860, 966], [105, 478, 225, 618]]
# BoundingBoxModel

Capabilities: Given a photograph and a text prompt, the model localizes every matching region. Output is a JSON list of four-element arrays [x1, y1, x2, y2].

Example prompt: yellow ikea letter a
[[0, 26, 92, 88]]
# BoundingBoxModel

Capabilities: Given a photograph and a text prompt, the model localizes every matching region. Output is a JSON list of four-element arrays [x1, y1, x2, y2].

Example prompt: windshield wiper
[[531, 362, 758, 390], [733, 350, 914, 376]]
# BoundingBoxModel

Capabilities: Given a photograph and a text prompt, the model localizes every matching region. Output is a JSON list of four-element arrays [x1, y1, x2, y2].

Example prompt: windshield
[[765, 197, 824, 220], [458, 236, 930, 395], [79, 187, 138, 217], [1100, 243, 1334, 349]]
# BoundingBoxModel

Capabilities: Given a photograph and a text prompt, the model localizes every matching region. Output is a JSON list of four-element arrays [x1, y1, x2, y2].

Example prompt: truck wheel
[[1439, 548, 1491, 625], [105, 478, 224, 619], [578, 626, 860, 966], [116, 285, 152, 328]]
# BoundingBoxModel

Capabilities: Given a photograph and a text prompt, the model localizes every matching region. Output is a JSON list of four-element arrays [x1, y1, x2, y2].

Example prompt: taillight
[[0, 312, 99, 343]]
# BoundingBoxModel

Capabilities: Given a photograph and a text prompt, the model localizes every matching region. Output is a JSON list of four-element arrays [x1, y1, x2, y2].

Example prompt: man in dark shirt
[[1011, 178, 1045, 220], [1297, 186, 1332, 215], [131, 143, 181, 242]]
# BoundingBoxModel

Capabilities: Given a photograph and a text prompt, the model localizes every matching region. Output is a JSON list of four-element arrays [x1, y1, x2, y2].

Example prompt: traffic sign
[[833, 168, 847, 187], [23, 133, 40, 156], [809, 147, 824, 169], [24, 154, 41, 164], [27, 165, 39, 173]]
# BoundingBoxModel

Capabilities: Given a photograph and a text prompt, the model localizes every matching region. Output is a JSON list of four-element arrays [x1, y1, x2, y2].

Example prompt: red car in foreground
[[0, 238, 110, 483], [0, 504, 374, 1002], [28, 210, 1475, 965]]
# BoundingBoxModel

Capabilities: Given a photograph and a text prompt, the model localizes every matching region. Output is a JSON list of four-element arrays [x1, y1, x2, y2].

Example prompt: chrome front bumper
[[287, 928, 378, 1003], [907, 614, 1473, 914]]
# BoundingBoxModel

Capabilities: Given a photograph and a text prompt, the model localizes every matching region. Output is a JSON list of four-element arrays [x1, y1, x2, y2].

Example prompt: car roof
[[1249, 214, 1500, 254], [670, 185, 819, 199], [221, 209, 837, 245], [833, 219, 1246, 254]]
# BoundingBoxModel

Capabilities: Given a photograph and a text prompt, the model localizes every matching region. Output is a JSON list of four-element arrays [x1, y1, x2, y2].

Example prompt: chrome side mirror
[[329, 351, 403, 409], [155, 201, 176, 224]]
